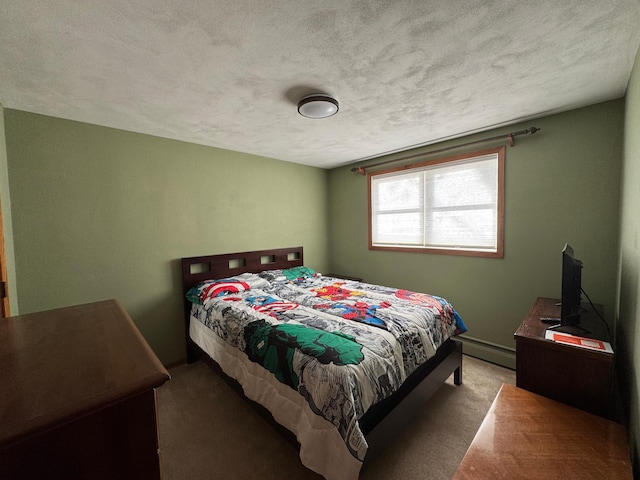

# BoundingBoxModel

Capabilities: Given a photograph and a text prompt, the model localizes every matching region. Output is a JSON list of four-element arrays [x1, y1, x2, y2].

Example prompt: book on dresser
[[544, 330, 614, 353]]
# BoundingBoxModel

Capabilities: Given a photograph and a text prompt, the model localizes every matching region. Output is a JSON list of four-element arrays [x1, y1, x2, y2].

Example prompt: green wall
[[4, 110, 329, 365], [3, 102, 627, 369], [328, 100, 623, 366], [618, 44, 640, 474]]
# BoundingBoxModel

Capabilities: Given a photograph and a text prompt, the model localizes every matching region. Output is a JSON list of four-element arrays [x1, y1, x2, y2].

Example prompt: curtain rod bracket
[[351, 126, 540, 175]]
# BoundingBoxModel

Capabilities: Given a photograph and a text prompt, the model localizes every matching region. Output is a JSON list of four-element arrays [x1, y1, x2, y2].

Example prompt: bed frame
[[181, 246, 462, 468]]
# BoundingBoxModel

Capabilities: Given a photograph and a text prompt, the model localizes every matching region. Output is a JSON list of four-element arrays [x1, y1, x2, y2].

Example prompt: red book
[[544, 330, 613, 353]]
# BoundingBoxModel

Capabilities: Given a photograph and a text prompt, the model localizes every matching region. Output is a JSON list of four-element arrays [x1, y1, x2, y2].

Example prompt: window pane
[[374, 173, 422, 211], [373, 212, 423, 245], [427, 157, 497, 208], [428, 209, 497, 248]]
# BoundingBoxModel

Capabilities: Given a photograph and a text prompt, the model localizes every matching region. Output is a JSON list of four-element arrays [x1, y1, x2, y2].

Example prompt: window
[[369, 146, 504, 257]]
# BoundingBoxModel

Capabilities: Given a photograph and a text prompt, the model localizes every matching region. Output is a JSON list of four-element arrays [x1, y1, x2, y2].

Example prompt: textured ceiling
[[1, 1, 639, 169]]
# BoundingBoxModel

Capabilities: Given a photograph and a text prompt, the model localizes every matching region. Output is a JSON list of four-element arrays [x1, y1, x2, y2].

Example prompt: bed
[[181, 246, 465, 480]]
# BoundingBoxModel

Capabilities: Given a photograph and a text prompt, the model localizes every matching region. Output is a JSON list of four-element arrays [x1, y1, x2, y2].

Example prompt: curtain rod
[[350, 126, 540, 175]]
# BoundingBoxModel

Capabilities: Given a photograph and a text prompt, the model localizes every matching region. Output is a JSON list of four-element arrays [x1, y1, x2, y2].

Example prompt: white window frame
[[368, 146, 505, 258]]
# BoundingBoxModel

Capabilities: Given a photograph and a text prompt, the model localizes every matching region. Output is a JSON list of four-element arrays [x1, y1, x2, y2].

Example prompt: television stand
[[514, 297, 615, 419]]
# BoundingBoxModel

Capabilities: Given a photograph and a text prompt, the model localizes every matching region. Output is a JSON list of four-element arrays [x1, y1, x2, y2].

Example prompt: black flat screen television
[[561, 244, 582, 324], [547, 243, 590, 335]]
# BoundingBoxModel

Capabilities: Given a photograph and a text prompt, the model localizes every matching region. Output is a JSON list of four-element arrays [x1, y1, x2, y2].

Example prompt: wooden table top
[[0, 299, 170, 448], [514, 297, 610, 344], [452, 383, 632, 479]]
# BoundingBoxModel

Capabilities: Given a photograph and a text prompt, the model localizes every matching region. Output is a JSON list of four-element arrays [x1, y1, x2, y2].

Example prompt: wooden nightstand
[[514, 297, 614, 419]]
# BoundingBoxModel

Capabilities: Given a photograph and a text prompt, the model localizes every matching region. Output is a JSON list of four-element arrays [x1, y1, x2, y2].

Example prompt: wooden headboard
[[181, 246, 304, 362], [181, 246, 304, 295]]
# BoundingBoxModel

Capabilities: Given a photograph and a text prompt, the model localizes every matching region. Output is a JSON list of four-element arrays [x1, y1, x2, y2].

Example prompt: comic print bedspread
[[187, 268, 466, 478]]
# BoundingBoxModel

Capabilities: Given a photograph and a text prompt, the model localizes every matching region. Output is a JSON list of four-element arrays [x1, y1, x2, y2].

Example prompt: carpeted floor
[[157, 355, 515, 480]]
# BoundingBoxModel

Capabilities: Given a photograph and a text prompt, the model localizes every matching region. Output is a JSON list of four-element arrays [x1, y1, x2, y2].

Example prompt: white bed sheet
[[190, 314, 363, 480]]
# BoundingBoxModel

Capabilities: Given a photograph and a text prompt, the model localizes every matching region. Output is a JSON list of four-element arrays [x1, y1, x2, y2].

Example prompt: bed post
[[186, 326, 199, 364], [454, 359, 463, 385]]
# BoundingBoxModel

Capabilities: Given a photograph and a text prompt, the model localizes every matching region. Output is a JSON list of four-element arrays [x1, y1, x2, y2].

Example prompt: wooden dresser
[[453, 384, 632, 479], [514, 296, 614, 419], [0, 299, 170, 480]]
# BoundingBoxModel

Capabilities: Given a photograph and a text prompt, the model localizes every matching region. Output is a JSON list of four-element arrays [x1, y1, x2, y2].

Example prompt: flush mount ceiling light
[[297, 94, 339, 119]]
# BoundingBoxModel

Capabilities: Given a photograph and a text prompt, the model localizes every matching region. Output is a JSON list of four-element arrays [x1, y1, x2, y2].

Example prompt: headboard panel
[[181, 246, 304, 294], [181, 246, 304, 362]]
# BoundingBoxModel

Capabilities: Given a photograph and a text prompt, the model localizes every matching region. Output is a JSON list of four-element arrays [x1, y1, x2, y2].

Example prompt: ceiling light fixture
[[297, 94, 339, 119]]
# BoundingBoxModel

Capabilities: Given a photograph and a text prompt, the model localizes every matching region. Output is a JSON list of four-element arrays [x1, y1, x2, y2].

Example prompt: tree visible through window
[[369, 146, 504, 258]]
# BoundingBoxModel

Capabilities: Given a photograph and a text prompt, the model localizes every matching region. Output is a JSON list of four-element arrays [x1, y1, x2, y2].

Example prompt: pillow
[[282, 266, 316, 280], [186, 278, 251, 304], [258, 269, 288, 283], [234, 272, 271, 290], [260, 267, 317, 283]]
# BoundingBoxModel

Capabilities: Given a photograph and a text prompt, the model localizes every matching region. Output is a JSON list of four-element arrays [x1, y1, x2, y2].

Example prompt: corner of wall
[[0, 104, 18, 315], [618, 39, 640, 478]]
